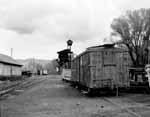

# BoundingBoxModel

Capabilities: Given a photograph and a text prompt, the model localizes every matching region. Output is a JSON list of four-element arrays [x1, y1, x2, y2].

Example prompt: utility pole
[[10, 48, 13, 77], [11, 48, 13, 57]]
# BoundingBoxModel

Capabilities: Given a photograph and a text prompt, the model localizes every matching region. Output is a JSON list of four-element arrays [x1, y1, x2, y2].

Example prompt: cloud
[[0, 0, 150, 59], [0, 0, 116, 42], [0, 0, 53, 34], [0, 0, 149, 37], [113, 0, 150, 12]]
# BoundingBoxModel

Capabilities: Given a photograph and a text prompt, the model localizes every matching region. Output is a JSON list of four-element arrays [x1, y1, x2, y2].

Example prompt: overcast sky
[[0, 0, 150, 60]]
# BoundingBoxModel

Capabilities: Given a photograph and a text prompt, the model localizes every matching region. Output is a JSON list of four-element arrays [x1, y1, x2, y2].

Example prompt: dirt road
[[1, 75, 150, 117]]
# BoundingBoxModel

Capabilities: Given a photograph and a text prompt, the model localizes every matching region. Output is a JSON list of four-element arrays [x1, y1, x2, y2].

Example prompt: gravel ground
[[0, 75, 150, 117]]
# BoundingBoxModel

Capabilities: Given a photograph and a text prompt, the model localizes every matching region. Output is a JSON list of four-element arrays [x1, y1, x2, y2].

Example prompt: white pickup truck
[[145, 64, 150, 87]]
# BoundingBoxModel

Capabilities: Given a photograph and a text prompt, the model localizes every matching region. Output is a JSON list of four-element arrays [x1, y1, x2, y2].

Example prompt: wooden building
[[0, 54, 22, 78], [57, 49, 73, 72], [71, 44, 131, 91]]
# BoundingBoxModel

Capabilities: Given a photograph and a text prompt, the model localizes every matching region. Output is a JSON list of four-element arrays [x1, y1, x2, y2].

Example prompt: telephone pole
[[11, 48, 13, 57], [10, 48, 13, 76]]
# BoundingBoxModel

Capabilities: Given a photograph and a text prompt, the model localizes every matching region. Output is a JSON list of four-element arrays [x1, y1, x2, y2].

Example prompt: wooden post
[[116, 86, 119, 96], [11, 65, 12, 77], [10, 48, 13, 78]]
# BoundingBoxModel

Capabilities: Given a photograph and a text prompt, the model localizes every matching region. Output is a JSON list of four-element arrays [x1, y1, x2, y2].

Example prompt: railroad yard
[[0, 75, 150, 117]]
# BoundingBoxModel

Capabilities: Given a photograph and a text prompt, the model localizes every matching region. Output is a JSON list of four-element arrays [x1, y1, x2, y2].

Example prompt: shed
[[0, 54, 22, 77]]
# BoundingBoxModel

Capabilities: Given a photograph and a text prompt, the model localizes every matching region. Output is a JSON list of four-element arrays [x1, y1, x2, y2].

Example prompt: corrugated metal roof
[[86, 43, 128, 52], [72, 43, 129, 60], [0, 54, 22, 66], [87, 44, 115, 50]]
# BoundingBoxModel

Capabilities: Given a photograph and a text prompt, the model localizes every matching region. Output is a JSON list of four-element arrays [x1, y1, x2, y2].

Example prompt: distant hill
[[17, 58, 51, 66], [16, 58, 58, 74]]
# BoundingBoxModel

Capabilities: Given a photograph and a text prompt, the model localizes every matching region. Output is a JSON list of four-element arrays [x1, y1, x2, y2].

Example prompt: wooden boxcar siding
[[0, 63, 21, 76], [79, 53, 91, 87], [116, 51, 130, 87], [71, 48, 131, 89], [89, 49, 117, 88], [89, 51, 103, 88], [71, 57, 80, 83], [71, 59, 76, 82], [92, 49, 130, 88], [76, 57, 80, 82]]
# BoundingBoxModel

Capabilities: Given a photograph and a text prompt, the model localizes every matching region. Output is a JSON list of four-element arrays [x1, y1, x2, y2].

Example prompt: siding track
[[0, 77, 46, 98]]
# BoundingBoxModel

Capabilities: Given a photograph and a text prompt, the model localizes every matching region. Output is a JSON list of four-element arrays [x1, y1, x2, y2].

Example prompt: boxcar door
[[103, 50, 117, 88]]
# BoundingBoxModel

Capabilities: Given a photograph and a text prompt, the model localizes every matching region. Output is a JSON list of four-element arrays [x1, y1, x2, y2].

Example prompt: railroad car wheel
[[87, 88, 95, 96], [145, 87, 150, 94], [115, 87, 119, 96]]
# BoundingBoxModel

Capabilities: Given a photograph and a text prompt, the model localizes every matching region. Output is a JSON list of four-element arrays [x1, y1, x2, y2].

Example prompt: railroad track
[[0, 78, 46, 98], [103, 97, 143, 117], [79, 89, 148, 117], [0, 81, 24, 96]]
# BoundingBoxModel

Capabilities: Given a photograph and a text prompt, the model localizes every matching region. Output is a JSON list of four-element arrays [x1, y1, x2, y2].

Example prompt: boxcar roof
[[87, 44, 115, 49], [57, 49, 73, 54], [73, 44, 128, 60], [0, 54, 22, 66]]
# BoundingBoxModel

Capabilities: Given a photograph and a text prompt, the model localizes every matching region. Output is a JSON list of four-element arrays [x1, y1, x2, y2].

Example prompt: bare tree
[[44, 59, 58, 74], [111, 8, 150, 67]]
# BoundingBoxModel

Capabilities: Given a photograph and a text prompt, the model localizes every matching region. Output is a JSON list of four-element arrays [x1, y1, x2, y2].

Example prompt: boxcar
[[71, 44, 131, 92]]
